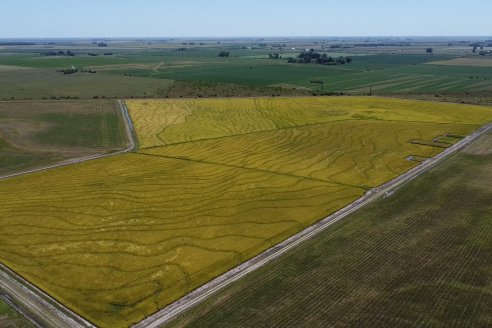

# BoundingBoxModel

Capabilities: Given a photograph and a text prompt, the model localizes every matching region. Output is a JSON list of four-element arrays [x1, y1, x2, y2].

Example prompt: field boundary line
[[136, 152, 367, 190], [0, 262, 96, 328], [133, 121, 492, 328], [0, 100, 136, 181]]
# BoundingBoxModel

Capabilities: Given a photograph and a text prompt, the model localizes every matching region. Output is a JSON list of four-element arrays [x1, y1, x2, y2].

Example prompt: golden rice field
[[126, 97, 492, 147], [1, 97, 492, 328]]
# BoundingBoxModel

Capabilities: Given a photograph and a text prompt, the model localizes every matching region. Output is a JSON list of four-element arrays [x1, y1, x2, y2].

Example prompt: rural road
[[0, 100, 136, 181], [0, 263, 95, 328], [133, 121, 492, 328]]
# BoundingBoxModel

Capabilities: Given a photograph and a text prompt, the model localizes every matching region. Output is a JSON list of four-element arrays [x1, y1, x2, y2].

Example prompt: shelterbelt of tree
[[1, 97, 491, 328]]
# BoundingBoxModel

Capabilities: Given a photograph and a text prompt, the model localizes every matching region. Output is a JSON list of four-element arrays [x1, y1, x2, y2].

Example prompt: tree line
[[286, 50, 353, 65], [40, 50, 76, 57]]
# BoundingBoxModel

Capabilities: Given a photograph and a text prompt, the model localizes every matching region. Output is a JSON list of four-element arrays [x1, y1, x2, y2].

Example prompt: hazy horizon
[[1, 0, 491, 38], [1, 36, 491, 40]]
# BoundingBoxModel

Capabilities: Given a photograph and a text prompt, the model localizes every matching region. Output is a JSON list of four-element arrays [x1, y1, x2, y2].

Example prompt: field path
[[133, 121, 492, 328], [153, 62, 164, 72], [0, 263, 95, 328]]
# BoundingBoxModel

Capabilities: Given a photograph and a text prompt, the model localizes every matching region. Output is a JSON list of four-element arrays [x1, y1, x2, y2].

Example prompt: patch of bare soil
[[462, 134, 492, 155]]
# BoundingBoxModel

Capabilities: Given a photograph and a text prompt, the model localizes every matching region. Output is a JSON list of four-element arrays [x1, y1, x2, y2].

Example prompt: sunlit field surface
[[1, 97, 491, 327]]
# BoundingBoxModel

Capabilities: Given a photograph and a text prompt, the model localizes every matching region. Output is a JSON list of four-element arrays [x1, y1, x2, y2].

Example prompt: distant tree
[[479, 50, 487, 56], [426, 48, 434, 54], [473, 47, 477, 53], [291, 51, 353, 65], [218, 51, 230, 57]]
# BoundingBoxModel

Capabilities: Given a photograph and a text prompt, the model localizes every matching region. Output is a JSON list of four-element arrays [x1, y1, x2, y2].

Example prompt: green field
[[0, 297, 34, 328], [1, 43, 492, 99], [167, 132, 492, 328], [0, 100, 128, 175], [97, 54, 492, 93], [0, 66, 172, 100], [0, 97, 491, 327]]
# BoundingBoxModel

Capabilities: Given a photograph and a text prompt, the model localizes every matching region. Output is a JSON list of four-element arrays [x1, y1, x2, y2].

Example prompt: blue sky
[[1, 0, 491, 38]]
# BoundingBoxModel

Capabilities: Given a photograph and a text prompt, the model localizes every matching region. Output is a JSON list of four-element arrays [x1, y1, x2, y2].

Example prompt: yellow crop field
[[128, 97, 492, 147], [141, 120, 475, 188], [0, 154, 361, 327], [1, 97, 492, 328]]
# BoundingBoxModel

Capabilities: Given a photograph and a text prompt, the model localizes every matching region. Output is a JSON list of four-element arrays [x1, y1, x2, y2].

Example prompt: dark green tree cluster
[[218, 51, 230, 57], [40, 50, 75, 57], [287, 50, 352, 65]]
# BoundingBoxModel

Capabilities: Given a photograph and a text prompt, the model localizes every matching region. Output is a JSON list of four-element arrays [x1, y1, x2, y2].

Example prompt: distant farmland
[[2, 51, 492, 98], [0, 97, 491, 327]]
